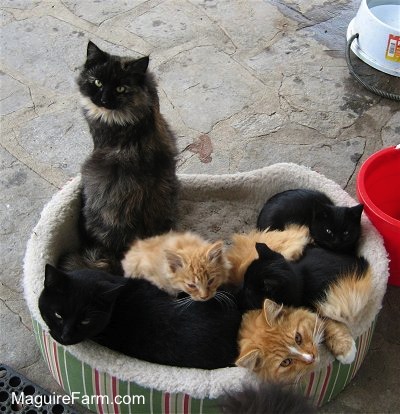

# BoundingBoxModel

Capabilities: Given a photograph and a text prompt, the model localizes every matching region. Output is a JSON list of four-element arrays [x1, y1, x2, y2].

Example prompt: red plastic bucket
[[357, 146, 400, 286]]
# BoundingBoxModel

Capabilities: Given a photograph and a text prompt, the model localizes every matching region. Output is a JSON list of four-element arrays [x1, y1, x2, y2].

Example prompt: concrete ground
[[1, 0, 399, 413]]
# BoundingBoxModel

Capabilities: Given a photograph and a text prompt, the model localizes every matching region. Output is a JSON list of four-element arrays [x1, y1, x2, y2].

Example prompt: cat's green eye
[[54, 312, 62, 320], [116, 86, 126, 93], [280, 358, 292, 367], [295, 332, 302, 345], [81, 319, 90, 325], [94, 79, 102, 88]]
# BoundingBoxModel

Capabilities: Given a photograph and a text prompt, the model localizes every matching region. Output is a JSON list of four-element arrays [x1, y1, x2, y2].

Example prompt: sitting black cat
[[257, 189, 363, 253], [39, 265, 241, 370], [240, 243, 369, 311]]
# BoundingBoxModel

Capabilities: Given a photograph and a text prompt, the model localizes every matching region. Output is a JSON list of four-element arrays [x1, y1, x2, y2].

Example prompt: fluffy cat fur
[[227, 224, 311, 285], [218, 383, 316, 414], [257, 189, 363, 253], [236, 299, 324, 384], [66, 41, 179, 271], [122, 231, 231, 301], [39, 265, 241, 370]]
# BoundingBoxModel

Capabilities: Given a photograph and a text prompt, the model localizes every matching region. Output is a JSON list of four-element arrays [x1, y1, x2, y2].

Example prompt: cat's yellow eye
[[295, 332, 302, 345], [81, 319, 90, 325], [116, 86, 126, 93], [280, 358, 292, 367], [94, 79, 102, 88], [54, 312, 62, 320]]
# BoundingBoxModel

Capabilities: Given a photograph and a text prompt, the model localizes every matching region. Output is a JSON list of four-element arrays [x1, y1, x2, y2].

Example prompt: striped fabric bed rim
[[32, 318, 376, 414]]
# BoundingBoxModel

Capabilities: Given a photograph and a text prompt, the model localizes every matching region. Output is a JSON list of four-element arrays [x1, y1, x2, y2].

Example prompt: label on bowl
[[386, 34, 400, 62]]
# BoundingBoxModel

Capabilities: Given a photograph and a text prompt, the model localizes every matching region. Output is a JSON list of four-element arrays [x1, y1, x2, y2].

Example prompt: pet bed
[[23, 163, 389, 413]]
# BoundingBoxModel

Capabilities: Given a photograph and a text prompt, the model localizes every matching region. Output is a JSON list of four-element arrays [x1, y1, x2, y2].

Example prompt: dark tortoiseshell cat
[[63, 42, 179, 271]]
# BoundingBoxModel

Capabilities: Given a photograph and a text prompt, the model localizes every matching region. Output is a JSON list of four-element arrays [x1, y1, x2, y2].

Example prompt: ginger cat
[[121, 231, 231, 301], [236, 298, 358, 384], [227, 224, 311, 285]]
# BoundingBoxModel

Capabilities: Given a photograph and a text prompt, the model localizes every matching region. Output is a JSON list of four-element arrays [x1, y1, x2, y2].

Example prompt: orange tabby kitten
[[236, 298, 360, 384], [236, 298, 324, 384], [227, 224, 311, 285], [121, 231, 231, 301]]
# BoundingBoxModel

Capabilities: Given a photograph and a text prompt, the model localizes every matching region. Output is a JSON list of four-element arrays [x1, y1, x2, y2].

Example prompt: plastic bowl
[[347, 0, 400, 77]]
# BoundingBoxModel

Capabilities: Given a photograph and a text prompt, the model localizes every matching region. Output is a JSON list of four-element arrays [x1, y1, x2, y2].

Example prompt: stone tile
[[62, 0, 148, 25], [0, 147, 56, 293], [1, 16, 86, 93], [157, 45, 265, 133], [0, 0, 39, 9], [238, 137, 366, 188], [0, 72, 32, 116], [382, 112, 400, 147], [190, 0, 295, 52], [0, 300, 41, 368], [122, 0, 228, 51], [17, 101, 91, 177]]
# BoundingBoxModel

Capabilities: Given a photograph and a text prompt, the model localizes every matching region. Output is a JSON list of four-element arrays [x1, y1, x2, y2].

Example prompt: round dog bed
[[23, 163, 389, 413]]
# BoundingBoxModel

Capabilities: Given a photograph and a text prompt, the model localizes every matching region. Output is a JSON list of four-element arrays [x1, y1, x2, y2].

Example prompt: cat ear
[[350, 204, 364, 219], [236, 349, 262, 371], [207, 241, 224, 263], [165, 250, 184, 273], [44, 264, 67, 293], [86, 41, 109, 65], [124, 56, 149, 74], [263, 298, 284, 327], [255, 243, 275, 260]]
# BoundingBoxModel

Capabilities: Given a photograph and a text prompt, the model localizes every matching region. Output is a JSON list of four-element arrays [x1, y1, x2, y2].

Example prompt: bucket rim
[[357, 146, 400, 228], [365, 0, 400, 32]]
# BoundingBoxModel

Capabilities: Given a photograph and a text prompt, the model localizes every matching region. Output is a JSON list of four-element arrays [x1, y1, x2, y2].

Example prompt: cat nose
[[304, 354, 315, 364]]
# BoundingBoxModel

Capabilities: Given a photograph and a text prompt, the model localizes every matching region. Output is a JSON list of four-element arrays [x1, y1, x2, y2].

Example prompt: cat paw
[[336, 339, 357, 365]]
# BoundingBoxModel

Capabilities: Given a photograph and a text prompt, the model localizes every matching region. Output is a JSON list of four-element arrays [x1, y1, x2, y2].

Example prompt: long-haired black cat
[[39, 265, 241, 369], [257, 189, 363, 254], [63, 41, 179, 272], [240, 243, 369, 311]]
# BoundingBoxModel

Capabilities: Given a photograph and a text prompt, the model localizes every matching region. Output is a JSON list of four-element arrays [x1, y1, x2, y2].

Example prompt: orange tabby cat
[[236, 299, 324, 384], [236, 298, 361, 384], [121, 231, 231, 301], [227, 224, 311, 285]]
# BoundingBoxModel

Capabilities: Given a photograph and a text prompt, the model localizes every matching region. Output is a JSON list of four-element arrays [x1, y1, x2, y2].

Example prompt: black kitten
[[39, 265, 241, 370], [240, 243, 369, 311], [71, 42, 179, 269], [257, 189, 363, 254]]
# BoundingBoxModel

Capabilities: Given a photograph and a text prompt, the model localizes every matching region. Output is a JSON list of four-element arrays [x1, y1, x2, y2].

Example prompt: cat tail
[[315, 257, 374, 329], [58, 246, 122, 275], [218, 383, 316, 414]]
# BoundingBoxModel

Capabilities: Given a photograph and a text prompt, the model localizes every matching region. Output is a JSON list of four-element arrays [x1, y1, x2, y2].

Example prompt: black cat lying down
[[257, 189, 363, 254], [39, 265, 241, 370], [240, 243, 370, 311]]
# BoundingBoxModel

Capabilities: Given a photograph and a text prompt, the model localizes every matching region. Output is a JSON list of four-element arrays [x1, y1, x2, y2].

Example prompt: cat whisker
[[175, 297, 194, 313], [214, 291, 236, 310]]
